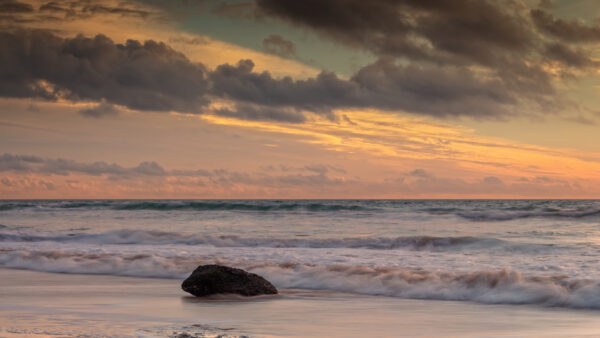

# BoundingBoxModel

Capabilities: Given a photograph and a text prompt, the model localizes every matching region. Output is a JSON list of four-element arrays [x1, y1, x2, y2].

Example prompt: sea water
[[1, 199, 600, 309]]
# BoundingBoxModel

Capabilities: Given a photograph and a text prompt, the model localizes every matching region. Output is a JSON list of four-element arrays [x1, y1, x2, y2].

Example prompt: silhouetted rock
[[181, 265, 278, 297]]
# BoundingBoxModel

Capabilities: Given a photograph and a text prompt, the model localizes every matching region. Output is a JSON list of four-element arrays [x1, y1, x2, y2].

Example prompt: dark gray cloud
[[0, 28, 560, 121], [262, 34, 296, 58], [255, 0, 599, 67], [1, 0, 598, 123], [0, 153, 43, 172], [39, 2, 67, 12], [249, 0, 600, 117], [531, 9, 600, 42], [79, 4, 151, 18], [210, 58, 541, 118], [0, 28, 327, 122], [544, 42, 595, 68], [0, 0, 33, 13], [0, 29, 210, 113], [255, 0, 534, 67], [209, 59, 353, 116], [3, 0, 599, 125]]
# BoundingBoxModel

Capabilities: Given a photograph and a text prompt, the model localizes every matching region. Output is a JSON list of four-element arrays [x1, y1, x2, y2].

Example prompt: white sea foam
[[1, 249, 599, 309]]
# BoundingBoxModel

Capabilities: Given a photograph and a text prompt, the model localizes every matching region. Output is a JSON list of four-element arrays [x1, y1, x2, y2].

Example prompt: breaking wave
[[456, 208, 600, 221], [0, 229, 557, 252], [1, 249, 599, 309]]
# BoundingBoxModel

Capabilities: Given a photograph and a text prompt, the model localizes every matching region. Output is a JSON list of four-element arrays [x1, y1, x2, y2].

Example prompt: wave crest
[[0, 229, 550, 252], [457, 208, 600, 221], [1, 249, 599, 309]]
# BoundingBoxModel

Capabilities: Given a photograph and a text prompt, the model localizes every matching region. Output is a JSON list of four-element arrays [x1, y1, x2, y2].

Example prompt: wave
[[3, 200, 600, 221], [0, 200, 375, 212], [0, 202, 37, 211], [115, 201, 372, 212], [457, 208, 600, 221], [0, 229, 555, 252], [1, 249, 598, 309]]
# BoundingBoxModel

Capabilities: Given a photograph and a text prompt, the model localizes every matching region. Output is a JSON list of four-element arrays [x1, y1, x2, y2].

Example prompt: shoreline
[[2, 267, 600, 337]]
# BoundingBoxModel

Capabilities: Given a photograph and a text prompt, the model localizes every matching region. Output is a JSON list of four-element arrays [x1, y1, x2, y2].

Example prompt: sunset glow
[[2, 0, 600, 198]]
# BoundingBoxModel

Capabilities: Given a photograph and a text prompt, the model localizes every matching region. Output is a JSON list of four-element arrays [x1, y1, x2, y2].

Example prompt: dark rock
[[181, 265, 278, 297]]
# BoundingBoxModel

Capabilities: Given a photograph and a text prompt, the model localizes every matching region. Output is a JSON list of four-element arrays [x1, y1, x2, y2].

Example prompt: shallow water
[[1, 199, 600, 309], [2, 268, 600, 337]]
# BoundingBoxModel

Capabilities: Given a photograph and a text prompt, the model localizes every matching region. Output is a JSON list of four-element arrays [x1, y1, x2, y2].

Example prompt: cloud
[[78, 4, 151, 18], [406, 169, 430, 178], [544, 42, 596, 68], [262, 34, 296, 58], [0, 153, 167, 178], [255, 0, 534, 66], [0, 29, 210, 113], [1, 26, 526, 121], [0, 153, 349, 184], [2, 153, 592, 198], [2, 0, 160, 24], [0, 153, 43, 172], [39, 2, 71, 13], [396, 169, 579, 197], [1, 153, 598, 198], [252, 0, 600, 117], [260, 164, 346, 174], [0, 0, 33, 13], [78, 102, 119, 118], [0, 16, 589, 123], [530, 9, 600, 42], [254, 0, 600, 68], [0, 153, 350, 196], [209, 58, 532, 118], [214, 102, 307, 123], [482, 176, 503, 185]]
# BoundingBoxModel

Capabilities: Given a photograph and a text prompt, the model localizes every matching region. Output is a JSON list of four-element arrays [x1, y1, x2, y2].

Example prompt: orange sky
[[1, 0, 600, 198]]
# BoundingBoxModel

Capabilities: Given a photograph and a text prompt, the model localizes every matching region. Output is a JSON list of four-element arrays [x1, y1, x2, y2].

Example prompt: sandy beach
[[2, 268, 600, 337]]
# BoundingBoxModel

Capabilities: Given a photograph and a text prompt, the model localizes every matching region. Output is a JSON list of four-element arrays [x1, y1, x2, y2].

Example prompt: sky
[[1, 0, 600, 199]]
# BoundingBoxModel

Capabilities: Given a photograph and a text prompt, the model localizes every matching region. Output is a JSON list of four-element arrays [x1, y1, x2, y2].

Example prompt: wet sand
[[1, 268, 600, 337]]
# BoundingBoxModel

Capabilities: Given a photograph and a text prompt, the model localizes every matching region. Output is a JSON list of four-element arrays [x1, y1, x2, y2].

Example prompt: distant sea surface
[[2, 199, 600, 309]]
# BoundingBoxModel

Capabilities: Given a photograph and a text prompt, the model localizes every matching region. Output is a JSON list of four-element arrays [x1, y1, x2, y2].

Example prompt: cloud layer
[[0, 27, 563, 122], [253, 0, 600, 115], [0, 153, 593, 198], [1, 0, 599, 123]]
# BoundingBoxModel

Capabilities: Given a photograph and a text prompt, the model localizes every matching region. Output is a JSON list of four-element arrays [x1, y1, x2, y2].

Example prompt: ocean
[[1, 199, 600, 336], [0, 200, 600, 338]]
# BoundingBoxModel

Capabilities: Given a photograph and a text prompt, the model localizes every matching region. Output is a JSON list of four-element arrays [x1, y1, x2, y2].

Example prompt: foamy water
[[1, 199, 600, 309]]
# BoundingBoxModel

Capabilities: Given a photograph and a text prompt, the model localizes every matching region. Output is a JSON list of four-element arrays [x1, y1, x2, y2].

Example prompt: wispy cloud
[[1, 152, 596, 198]]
